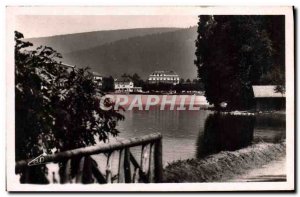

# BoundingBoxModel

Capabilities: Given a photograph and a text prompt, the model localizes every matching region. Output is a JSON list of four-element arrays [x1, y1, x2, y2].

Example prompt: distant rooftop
[[92, 71, 102, 77], [151, 70, 178, 75], [252, 85, 285, 98]]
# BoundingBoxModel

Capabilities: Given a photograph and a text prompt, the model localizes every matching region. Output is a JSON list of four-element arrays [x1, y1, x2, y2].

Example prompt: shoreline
[[228, 155, 286, 182], [163, 141, 286, 183], [105, 93, 286, 114]]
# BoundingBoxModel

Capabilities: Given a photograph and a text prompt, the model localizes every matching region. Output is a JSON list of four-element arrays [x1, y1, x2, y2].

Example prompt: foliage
[[15, 31, 124, 161], [121, 73, 145, 88], [102, 76, 115, 92], [195, 16, 285, 110], [196, 114, 254, 158], [142, 83, 174, 92], [179, 78, 185, 84], [174, 79, 204, 93]]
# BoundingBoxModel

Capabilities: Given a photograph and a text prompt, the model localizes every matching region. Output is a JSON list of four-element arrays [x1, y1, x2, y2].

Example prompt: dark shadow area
[[252, 113, 286, 144], [196, 113, 255, 159]]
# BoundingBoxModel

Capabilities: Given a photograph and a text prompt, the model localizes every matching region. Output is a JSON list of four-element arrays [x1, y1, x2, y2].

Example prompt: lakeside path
[[228, 155, 286, 182], [163, 142, 285, 183]]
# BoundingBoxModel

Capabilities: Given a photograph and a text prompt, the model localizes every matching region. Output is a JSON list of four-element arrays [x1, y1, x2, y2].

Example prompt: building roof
[[92, 71, 102, 77], [252, 85, 285, 98], [150, 70, 179, 76]]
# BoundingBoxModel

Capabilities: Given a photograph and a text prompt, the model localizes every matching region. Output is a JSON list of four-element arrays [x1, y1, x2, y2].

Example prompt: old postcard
[[6, 6, 294, 191]]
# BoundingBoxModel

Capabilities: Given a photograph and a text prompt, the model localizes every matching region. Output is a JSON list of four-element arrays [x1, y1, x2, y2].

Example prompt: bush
[[15, 31, 124, 162]]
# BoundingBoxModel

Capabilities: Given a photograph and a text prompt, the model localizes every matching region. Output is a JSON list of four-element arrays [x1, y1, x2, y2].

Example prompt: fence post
[[75, 156, 85, 183], [82, 156, 94, 183], [148, 143, 153, 181], [118, 149, 125, 183], [154, 138, 163, 183], [124, 148, 131, 183], [62, 159, 72, 183], [106, 152, 113, 183]]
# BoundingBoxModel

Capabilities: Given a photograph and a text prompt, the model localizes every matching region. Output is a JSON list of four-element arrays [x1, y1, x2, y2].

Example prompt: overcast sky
[[16, 15, 198, 38]]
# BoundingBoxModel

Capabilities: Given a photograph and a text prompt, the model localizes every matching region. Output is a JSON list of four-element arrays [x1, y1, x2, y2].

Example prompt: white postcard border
[[6, 6, 294, 191]]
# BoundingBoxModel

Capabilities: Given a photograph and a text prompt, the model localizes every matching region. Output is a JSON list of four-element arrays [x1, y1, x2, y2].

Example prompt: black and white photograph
[[6, 6, 294, 191]]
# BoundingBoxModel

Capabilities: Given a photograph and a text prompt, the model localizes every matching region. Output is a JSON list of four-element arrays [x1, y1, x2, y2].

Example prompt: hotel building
[[148, 70, 180, 85]]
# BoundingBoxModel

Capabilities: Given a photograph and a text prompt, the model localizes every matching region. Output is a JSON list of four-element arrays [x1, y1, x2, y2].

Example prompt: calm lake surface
[[116, 104, 286, 166], [45, 98, 286, 183]]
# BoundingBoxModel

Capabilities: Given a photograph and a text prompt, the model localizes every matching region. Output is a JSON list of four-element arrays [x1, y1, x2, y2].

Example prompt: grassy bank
[[163, 142, 286, 183]]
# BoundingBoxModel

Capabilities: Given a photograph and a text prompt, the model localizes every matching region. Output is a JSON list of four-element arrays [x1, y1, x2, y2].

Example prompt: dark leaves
[[194, 16, 285, 110], [15, 31, 124, 161]]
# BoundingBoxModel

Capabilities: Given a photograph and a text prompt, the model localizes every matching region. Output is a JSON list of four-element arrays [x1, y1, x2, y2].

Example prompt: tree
[[192, 79, 198, 84], [120, 73, 144, 88], [121, 73, 130, 78], [179, 78, 185, 84], [131, 73, 144, 87], [15, 31, 124, 182], [195, 15, 284, 110], [102, 76, 115, 92]]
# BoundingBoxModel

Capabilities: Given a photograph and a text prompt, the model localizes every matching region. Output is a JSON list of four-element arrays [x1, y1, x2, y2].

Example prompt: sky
[[16, 15, 199, 38]]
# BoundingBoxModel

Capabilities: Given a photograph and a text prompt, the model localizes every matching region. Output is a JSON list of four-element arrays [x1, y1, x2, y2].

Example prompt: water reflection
[[196, 113, 286, 159], [252, 113, 286, 144], [116, 105, 285, 165], [196, 113, 255, 159], [117, 107, 212, 164]]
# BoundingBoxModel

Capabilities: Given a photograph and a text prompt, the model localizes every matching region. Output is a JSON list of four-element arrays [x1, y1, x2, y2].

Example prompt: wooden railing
[[15, 133, 163, 184]]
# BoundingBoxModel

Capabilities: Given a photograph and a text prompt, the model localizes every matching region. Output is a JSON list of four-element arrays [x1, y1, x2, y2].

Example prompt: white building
[[133, 87, 143, 93], [92, 72, 103, 88], [148, 70, 180, 85], [252, 85, 285, 111], [114, 78, 134, 93]]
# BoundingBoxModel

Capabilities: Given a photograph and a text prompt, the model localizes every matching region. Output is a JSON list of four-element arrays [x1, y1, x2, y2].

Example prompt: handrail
[[16, 132, 162, 170]]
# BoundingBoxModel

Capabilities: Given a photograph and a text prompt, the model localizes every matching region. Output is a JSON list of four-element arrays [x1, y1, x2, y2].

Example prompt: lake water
[[92, 95, 286, 182], [45, 96, 286, 183], [116, 105, 286, 166]]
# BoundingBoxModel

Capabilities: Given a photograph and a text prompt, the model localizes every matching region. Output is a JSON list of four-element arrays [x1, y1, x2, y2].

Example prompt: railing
[[15, 133, 163, 184]]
